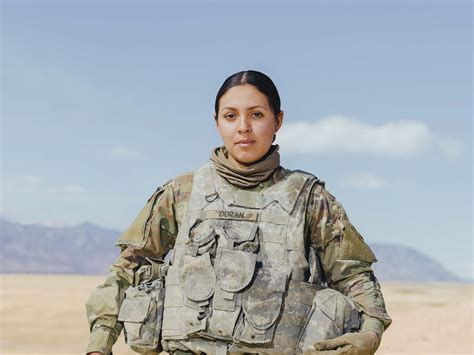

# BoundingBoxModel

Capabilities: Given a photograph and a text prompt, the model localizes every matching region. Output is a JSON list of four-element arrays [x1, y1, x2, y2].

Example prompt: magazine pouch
[[234, 267, 289, 344], [118, 278, 164, 352]]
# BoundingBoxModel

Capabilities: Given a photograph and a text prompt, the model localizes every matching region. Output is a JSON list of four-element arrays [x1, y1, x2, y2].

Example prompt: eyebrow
[[221, 105, 268, 111]]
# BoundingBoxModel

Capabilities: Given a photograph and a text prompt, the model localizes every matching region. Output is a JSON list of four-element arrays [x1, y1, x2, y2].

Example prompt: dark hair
[[214, 70, 281, 119]]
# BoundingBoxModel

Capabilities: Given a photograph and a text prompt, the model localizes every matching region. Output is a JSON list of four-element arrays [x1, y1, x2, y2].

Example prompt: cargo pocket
[[222, 222, 259, 252], [118, 279, 164, 352], [217, 249, 256, 293], [188, 220, 218, 255], [179, 252, 216, 335], [208, 249, 257, 339], [180, 252, 216, 302], [161, 266, 184, 338], [235, 267, 289, 344]]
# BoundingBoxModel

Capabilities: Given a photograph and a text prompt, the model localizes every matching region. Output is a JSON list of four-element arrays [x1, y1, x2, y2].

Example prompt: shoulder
[[148, 161, 214, 204], [284, 168, 329, 201], [172, 170, 194, 186], [304, 176, 349, 228], [148, 171, 194, 199], [170, 171, 194, 203], [294, 169, 334, 204], [167, 161, 219, 199], [277, 166, 323, 188], [315, 185, 377, 263], [314, 183, 348, 221]]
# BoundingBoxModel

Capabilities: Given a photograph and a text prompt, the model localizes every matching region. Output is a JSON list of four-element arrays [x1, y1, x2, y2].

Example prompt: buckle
[[137, 278, 162, 293]]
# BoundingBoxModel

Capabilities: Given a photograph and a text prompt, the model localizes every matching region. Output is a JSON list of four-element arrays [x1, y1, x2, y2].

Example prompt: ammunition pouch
[[234, 267, 289, 345], [118, 261, 167, 353]]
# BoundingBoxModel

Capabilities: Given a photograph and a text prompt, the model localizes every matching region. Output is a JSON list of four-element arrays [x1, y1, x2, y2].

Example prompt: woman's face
[[215, 84, 283, 168]]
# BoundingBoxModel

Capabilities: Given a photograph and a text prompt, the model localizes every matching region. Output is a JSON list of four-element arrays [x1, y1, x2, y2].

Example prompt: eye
[[252, 112, 263, 118], [224, 113, 236, 119]]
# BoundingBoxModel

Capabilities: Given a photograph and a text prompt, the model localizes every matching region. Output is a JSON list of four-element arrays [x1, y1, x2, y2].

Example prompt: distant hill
[[0, 218, 463, 282], [370, 243, 462, 282], [0, 217, 118, 275]]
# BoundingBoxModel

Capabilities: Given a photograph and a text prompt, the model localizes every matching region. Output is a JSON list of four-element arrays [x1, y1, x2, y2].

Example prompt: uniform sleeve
[[85, 180, 181, 354], [307, 186, 392, 338]]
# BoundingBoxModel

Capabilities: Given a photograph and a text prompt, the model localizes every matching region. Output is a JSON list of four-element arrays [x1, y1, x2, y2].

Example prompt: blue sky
[[2, 0, 472, 279]]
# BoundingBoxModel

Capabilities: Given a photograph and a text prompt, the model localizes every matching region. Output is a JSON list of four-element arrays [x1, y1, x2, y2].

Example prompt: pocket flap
[[223, 222, 258, 244], [242, 267, 289, 330], [118, 293, 152, 323], [243, 294, 283, 330], [217, 249, 256, 292], [181, 252, 216, 302], [189, 220, 217, 246]]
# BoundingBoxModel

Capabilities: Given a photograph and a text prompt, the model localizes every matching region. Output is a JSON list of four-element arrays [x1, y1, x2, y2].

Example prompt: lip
[[236, 139, 255, 146]]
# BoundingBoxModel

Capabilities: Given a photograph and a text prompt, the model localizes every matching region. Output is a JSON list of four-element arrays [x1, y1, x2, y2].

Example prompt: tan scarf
[[210, 145, 281, 188]]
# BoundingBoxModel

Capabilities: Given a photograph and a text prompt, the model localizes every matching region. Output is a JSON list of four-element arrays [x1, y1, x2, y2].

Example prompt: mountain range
[[0, 217, 464, 282]]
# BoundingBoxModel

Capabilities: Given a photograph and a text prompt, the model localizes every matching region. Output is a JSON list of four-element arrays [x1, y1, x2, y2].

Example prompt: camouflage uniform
[[85, 166, 391, 354]]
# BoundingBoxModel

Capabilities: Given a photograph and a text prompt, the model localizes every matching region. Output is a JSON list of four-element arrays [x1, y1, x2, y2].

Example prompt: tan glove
[[311, 331, 380, 355], [303, 348, 350, 354]]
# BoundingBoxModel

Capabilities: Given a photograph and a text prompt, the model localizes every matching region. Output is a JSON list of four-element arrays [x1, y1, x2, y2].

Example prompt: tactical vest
[[161, 163, 322, 353]]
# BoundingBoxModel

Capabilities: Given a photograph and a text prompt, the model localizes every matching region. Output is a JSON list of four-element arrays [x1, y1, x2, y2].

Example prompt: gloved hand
[[311, 331, 380, 355]]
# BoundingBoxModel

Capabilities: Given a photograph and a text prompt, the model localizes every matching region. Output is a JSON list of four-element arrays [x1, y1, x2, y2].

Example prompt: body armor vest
[[161, 163, 322, 352]]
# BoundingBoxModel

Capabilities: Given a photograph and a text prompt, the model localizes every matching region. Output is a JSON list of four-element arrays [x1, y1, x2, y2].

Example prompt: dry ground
[[0, 274, 472, 354]]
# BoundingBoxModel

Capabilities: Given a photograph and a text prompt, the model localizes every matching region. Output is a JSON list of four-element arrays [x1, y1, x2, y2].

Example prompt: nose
[[237, 117, 251, 134]]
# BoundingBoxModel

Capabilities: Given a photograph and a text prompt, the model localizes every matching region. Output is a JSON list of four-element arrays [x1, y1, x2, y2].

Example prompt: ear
[[275, 110, 284, 133]]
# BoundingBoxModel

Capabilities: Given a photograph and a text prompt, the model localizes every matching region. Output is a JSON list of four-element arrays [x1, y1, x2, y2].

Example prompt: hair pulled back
[[214, 70, 281, 119]]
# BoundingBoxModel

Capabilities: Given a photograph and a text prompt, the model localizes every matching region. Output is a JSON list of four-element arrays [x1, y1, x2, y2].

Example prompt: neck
[[210, 144, 281, 189], [228, 146, 277, 170], [228, 155, 252, 170]]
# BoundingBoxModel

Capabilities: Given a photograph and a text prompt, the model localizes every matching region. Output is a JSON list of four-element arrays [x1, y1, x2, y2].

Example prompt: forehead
[[219, 84, 270, 110]]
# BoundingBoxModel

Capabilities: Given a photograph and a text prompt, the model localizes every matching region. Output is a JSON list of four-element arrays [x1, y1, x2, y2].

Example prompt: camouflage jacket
[[85, 167, 392, 354]]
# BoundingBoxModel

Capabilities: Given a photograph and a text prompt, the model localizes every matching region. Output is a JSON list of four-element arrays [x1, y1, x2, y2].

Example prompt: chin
[[236, 153, 262, 166]]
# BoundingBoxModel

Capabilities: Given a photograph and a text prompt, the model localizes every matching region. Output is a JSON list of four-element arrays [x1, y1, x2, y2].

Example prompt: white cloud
[[276, 116, 461, 158], [342, 172, 386, 190], [110, 146, 144, 160]]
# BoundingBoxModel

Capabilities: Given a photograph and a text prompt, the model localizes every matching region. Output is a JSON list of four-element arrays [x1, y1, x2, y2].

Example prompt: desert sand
[[0, 274, 472, 354]]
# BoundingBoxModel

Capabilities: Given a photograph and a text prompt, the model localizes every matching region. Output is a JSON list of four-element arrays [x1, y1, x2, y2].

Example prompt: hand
[[311, 331, 380, 355]]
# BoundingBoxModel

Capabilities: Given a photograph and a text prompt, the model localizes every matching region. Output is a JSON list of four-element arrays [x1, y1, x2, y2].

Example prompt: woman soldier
[[86, 70, 391, 355]]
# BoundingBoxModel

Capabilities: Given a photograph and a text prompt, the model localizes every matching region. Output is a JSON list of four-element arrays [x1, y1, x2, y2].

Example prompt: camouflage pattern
[[161, 163, 319, 352], [298, 288, 360, 351], [85, 175, 189, 354], [85, 166, 391, 354], [118, 277, 164, 352]]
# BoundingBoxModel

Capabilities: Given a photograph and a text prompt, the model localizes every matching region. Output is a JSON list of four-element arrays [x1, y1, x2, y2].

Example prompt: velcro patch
[[339, 224, 377, 263], [203, 210, 258, 222]]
